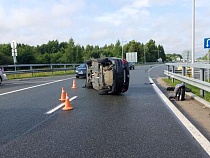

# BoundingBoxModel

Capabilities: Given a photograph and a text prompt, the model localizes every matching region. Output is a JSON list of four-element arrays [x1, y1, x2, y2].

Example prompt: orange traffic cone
[[59, 87, 66, 102], [62, 93, 73, 111], [72, 79, 77, 89]]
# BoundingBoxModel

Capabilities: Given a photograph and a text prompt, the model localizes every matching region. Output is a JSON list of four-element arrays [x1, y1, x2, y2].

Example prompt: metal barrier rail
[[164, 70, 210, 92], [165, 62, 210, 97], [0, 64, 81, 75]]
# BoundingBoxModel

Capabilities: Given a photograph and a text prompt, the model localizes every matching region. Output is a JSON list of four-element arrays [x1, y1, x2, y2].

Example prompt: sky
[[0, 0, 209, 58]]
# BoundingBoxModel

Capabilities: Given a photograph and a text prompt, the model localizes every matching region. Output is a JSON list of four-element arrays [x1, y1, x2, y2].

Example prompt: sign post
[[204, 38, 210, 81], [11, 40, 17, 71]]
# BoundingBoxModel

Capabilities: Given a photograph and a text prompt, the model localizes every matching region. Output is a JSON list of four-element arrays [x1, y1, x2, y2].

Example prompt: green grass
[[163, 78, 210, 102], [6, 70, 75, 80]]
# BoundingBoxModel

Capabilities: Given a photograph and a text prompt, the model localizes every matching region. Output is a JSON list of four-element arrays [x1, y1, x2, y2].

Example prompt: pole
[[144, 46, 146, 64], [208, 49, 210, 82], [191, 0, 195, 78], [121, 38, 127, 59], [122, 44, 124, 59]]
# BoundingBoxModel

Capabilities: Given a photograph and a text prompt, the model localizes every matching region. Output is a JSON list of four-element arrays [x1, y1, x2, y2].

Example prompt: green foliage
[[7, 70, 75, 79], [0, 38, 167, 65], [0, 44, 13, 64], [165, 53, 182, 62]]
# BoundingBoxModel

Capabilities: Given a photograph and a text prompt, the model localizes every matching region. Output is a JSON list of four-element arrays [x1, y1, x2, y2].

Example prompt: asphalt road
[[0, 65, 209, 158]]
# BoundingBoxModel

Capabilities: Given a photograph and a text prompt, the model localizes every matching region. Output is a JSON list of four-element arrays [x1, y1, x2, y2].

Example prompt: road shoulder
[[156, 77, 210, 141]]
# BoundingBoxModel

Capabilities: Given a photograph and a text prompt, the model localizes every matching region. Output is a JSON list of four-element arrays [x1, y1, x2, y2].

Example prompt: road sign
[[11, 40, 17, 64], [204, 38, 210, 48], [182, 50, 191, 61], [126, 52, 137, 62], [11, 40, 17, 49]]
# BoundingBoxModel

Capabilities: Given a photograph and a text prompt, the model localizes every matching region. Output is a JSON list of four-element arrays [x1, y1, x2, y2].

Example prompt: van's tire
[[98, 89, 108, 95], [0, 77, 2, 84], [98, 58, 108, 64], [85, 60, 92, 66], [114, 71, 124, 94]]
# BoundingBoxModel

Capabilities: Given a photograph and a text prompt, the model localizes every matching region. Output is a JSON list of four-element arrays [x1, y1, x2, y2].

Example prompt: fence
[[0, 63, 80, 76], [165, 62, 210, 97]]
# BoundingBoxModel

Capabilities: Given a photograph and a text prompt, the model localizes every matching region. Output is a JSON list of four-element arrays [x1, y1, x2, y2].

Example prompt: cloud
[[96, 0, 149, 26], [0, 0, 209, 58]]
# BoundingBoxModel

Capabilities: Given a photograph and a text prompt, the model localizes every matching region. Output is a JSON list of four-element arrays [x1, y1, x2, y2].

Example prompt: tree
[[0, 44, 13, 64], [0, 38, 168, 65], [17, 44, 36, 64], [65, 38, 76, 63], [113, 40, 121, 57]]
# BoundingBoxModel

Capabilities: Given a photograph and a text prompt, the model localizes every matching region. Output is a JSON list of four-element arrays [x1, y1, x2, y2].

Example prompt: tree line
[[0, 38, 169, 65]]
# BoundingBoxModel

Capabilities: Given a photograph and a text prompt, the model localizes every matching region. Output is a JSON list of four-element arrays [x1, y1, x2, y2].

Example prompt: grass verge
[[6, 70, 75, 80]]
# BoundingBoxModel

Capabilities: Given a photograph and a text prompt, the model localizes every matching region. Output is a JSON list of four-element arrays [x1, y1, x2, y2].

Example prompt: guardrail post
[[207, 69, 210, 82], [50, 64, 53, 75], [200, 68, 205, 97], [167, 65, 170, 79], [30, 66, 33, 77], [172, 66, 175, 83], [64, 64, 67, 74], [182, 67, 186, 76]]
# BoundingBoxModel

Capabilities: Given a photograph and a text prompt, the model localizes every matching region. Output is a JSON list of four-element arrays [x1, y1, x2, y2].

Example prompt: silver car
[[0, 69, 7, 84]]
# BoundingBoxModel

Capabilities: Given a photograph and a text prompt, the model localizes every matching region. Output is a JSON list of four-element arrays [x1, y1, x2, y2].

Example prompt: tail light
[[121, 59, 127, 65]]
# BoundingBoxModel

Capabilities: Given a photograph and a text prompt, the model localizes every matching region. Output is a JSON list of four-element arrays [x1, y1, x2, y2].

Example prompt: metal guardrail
[[165, 62, 210, 97], [0, 64, 81, 75], [164, 70, 210, 91]]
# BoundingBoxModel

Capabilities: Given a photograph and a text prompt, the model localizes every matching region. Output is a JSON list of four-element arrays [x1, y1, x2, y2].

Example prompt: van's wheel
[[86, 82, 93, 89], [98, 58, 108, 64], [0, 77, 2, 84], [98, 89, 108, 95], [85, 60, 92, 66]]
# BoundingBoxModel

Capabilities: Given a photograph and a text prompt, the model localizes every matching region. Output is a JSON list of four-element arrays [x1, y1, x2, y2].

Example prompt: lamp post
[[121, 38, 127, 59], [144, 45, 147, 64], [191, 0, 195, 78]]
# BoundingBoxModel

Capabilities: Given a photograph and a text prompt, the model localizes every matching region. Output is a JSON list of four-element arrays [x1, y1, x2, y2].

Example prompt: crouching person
[[174, 82, 186, 101]]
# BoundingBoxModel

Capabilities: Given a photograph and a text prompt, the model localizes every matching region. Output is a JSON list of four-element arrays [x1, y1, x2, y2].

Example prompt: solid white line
[[0, 77, 74, 96], [45, 96, 77, 114], [149, 77, 210, 156]]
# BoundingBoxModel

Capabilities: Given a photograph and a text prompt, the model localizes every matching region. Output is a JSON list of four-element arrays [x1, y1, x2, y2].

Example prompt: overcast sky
[[0, 0, 209, 58]]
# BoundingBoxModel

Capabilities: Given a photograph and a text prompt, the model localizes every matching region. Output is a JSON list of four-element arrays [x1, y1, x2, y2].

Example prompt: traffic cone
[[59, 87, 66, 102], [72, 79, 77, 89], [62, 93, 74, 111]]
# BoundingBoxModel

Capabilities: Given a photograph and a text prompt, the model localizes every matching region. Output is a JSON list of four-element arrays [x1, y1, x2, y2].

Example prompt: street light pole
[[192, 0, 195, 78], [144, 45, 146, 64], [121, 38, 127, 59]]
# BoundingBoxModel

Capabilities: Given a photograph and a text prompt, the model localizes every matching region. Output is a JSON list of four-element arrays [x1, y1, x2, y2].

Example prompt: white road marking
[[149, 77, 210, 156], [6, 80, 59, 84], [0, 77, 74, 96], [45, 96, 77, 114]]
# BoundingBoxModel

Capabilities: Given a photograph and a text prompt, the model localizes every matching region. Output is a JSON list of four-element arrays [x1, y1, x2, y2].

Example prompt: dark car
[[85, 57, 129, 94], [128, 62, 135, 70], [75, 63, 87, 78]]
